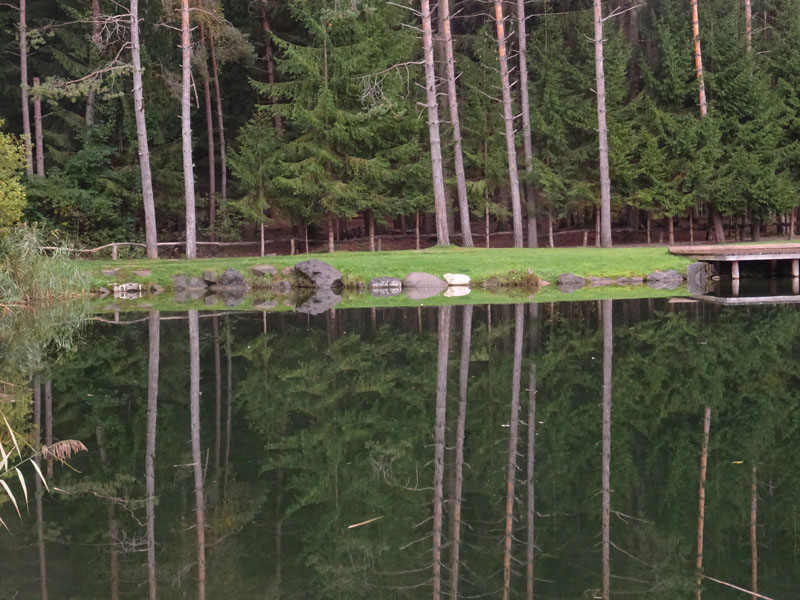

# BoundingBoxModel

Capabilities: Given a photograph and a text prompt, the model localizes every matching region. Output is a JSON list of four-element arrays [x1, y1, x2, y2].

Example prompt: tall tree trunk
[[209, 36, 227, 202], [131, 0, 158, 259], [712, 208, 726, 244], [85, 0, 101, 126], [691, 0, 709, 117], [19, 0, 33, 174], [790, 208, 796, 240], [415, 211, 421, 249], [668, 216, 675, 245], [450, 305, 472, 598], [181, 0, 197, 259], [601, 300, 613, 600], [594, 0, 613, 248], [744, 0, 752, 53], [188, 310, 206, 600], [432, 305, 451, 600], [145, 311, 160, 600], [34, 381, 48, 600], [493, 0, 523, 247], [368, 211, 375, 251], [502, 304, 524, 600], [548, 210, 554, 248], [33, 77, 44, 176], [517, 0, 538, 248], [439, 0, 473, 247], [421, 0, 450, 246], [200, 28, 216, 239], [696, 407, 711, 600], [260, 0, 284, 134], [327, 215, 335, 252]]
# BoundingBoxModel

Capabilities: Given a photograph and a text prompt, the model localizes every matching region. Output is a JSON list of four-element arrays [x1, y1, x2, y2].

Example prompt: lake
[[1, 298, 799, 599]]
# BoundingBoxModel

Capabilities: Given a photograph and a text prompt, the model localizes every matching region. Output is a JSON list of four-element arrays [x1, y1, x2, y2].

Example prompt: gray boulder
[[403, 272, 448, 289], [556, 273, 587, 293], [216, 268, 247, 289], [203, 270, 219, 284], [251, 264, 278, 277], [371, 287, 403, 298], [645, 269, 684, 283], [369, 277, 403, 291], [294, 260, 343, 289], [173, 275, 207, 291], [687, 262, 715, 295]]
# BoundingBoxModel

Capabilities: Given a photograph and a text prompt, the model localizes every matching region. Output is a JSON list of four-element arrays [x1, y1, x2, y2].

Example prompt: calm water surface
[[2, 299, 800, 599]]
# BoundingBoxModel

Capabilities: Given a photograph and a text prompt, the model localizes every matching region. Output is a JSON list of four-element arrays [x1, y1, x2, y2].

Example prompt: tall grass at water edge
[[0, 226, 89, 303]]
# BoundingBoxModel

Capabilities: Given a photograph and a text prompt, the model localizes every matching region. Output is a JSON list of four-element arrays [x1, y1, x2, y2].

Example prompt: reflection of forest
[[1, 300, 800, 598]]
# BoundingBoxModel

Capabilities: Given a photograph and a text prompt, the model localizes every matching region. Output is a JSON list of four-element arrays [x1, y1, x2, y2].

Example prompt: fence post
[[112, 242, 118, 261]]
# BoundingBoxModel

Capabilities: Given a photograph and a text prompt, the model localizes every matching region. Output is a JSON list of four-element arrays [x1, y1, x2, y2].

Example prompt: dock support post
[[794, 277, 799, 296], [792, 259, 799, 278], [732, 278, 740, 297], [731, 260, 740, 280]]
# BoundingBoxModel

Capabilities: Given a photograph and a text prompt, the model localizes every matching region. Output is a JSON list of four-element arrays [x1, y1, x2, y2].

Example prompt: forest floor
[[87, 245, 692, 291]]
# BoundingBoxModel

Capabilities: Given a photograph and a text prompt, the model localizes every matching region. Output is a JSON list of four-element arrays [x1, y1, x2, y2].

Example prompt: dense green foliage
[[2, 0, 800, 246], [2, 302, 800, 597], [0, 119, 26, 226]]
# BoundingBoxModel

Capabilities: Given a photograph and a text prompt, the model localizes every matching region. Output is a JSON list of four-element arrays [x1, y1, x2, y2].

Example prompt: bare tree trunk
[[750, 465, 758, 598], [485, 206, 491, 248], [146, 311, 160, 600], [712, 208, 726, 244], [647, 212, 651, 245], [96, 426, 120, 600], [450, 305, 472, 598], [517, 0, 538, 248], [327, 215, 335, 252], [85, 0, 101, 126], [200, 27, 216, 239], [439, 0, 473, 247], [493, 0, 523, 247], [596, 207, 601, 247], [689, 209, 695, 244], [432, 305, 451, 600], [209, 35, 227, 202], [368, 211, 375, 251], [19, 0, 33, 175], [503, 304, 524, 600], [33, 77, 44, 177], [260, 222, 265, 257], [594, 0, 613, 248], [601, 299, 613, 600], [526, 362, 536, 600], [44, 379, 52, 477], [668, 216, 675, 245], [415, 211, 421, 250], [744, 0, 752, 53], [181, 0, 197, 259], [188, 310, 206, 600], [131, 0, 158, 259], [696, 407, 711, 600], [790, 208, 796, 240], [421, 0, 450, 246], [34, 380, 48, 600], [548, 210, 554, 248], [260, 0, 284, 134], [691, 0, 709, 117]]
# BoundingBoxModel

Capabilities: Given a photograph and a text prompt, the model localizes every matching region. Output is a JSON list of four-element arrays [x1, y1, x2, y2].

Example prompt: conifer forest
[[2, 0, 800, 253]]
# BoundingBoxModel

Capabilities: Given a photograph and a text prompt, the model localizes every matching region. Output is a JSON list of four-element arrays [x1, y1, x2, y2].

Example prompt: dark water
[[2, 299, 800, 599]]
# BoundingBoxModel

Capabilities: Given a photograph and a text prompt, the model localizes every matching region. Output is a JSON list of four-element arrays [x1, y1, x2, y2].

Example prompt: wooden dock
[[669, 243, 800, 279]]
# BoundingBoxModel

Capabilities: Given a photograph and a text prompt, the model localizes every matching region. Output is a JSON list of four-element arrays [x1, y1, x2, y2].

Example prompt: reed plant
[[0, 225, 89, 304]]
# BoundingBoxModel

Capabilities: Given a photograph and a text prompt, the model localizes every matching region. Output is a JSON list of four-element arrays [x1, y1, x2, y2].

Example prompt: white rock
[[444, 286, 471, 298], [443, 273, 471, 286]]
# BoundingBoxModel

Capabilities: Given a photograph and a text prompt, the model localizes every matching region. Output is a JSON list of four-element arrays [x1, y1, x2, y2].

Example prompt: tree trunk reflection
[[696, 406, 711, 600], [34, 379, 49, 600], [450, 305, 472, 598], [189, 310, 206, 600], [503, 304, 524, 600], [432, 305, 451, 600], [601, 300, 613, 600], [146, 311, 160, 600]]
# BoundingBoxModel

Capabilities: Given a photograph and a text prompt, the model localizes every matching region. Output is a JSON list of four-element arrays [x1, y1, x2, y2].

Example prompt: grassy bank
[[87, 245, 692, 290]]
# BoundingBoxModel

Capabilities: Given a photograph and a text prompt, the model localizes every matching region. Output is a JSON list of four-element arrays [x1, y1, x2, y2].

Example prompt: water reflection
[[2, 300, 800, 598]]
